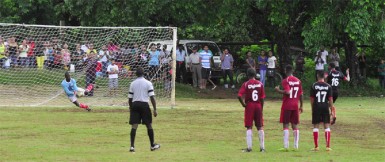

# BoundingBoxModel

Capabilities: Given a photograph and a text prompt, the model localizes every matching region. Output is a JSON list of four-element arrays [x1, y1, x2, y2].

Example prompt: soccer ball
[[76, 87, 86, 97]]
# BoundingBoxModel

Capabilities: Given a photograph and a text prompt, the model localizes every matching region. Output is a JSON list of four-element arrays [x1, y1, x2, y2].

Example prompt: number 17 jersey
[[238, 79, 265, 105], [281, 76, 303, 110]]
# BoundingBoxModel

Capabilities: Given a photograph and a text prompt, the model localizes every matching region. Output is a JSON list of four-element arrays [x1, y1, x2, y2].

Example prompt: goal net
[[0, 23, 177, 107]]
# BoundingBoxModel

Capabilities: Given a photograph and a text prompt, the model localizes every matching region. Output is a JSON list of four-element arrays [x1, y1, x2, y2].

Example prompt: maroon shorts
[[280, 109, 300, 124], [244, 102, 263, 128]]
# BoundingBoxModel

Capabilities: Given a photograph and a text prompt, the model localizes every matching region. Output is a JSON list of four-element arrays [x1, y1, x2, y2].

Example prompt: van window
[[186, 43, 221, 56]]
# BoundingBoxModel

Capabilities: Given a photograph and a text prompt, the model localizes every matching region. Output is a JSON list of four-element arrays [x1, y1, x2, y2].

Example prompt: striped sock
[[325, 128, 331, 148]]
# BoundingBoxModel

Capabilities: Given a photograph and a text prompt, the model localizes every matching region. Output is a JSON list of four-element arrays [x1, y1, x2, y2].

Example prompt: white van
[[147, 40, 223, 82]]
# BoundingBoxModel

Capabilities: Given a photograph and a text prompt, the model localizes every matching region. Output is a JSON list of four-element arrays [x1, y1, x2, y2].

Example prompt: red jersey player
[[275, 65, 303, 151], [238, 68, 266, 152]]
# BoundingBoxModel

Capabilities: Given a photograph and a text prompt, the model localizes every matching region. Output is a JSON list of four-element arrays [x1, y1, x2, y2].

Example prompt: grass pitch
[[0, 97, 384, 161]]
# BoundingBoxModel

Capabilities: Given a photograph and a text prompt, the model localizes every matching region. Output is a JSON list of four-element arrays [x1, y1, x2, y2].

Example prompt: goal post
[[0, 23, 177, 108]]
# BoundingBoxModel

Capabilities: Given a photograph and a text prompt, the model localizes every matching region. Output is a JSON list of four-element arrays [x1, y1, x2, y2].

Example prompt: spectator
[[317, 46, 328, 71], [18, 39, 30, 68], [61, 43, 71, 70], [53, 43, 62, 69], [160, 44, 171, 81], [148, 45, 160, 80], [107, 59, 119, 96], [357, 51, 367, 78], [73, 44, 85, 71], [267, 50, 277, 88], [314, 51, 325, 80], [35, 39, 45, 69], [137, 45, 149, 76], [189, 46, 201, 88], [27, 38, 35, 67], [81, 41, 89, 53], [176, 44, 186, 83], [258, 50, 268, 85], [378, 59, 385, 88], [43, 42, 54, 69], [329, 47, 340, 71], [108, 41, 119, 53], [221, 48, 234, 89], [120, 43, 131, 65], [86, 43, 97, 54], [98, 45, 110, 77], [200, 45, 212, 90], [85, 51, 98, 96], [245, 51, 256, 69], [131, 43, 139, 55], [295, 52, 305, 79], [0, 37, 6, 68], [8, 37, 18, 67]]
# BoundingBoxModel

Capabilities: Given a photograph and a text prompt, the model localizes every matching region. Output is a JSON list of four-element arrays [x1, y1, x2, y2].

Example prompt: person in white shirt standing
[[317, 46, 328, 71], [267, 50, 277, 88], [189, 46, 202, 88], [315, 51, 325, 81], [128, 67, 160, 152], [107, 59, 119, 96]]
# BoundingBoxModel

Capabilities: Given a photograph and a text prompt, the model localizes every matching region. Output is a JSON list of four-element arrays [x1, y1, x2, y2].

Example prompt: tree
[[302, 0, 385, 85]]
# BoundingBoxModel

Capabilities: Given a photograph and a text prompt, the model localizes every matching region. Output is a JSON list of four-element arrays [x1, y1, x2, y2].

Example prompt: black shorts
[[333, 91, 338, 103], [312, 106, 330, 124], [201, 68, 211, 79], [129, 102, 152, 125]]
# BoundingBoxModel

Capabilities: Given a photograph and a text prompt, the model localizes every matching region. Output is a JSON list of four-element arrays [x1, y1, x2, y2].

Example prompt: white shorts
[[68, 96, 78, 102]]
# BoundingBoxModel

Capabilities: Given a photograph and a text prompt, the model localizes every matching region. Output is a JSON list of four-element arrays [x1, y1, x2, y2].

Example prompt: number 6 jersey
[[238, 79, 265, 105], [281, 76, 303, 110]]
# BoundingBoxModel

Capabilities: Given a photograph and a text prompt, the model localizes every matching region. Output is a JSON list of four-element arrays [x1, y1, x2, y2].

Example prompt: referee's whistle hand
[[153, 110, 158, 117]]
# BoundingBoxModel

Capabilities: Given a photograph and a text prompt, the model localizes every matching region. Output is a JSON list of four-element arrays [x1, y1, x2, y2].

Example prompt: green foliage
[[237, 40, 271, 61]]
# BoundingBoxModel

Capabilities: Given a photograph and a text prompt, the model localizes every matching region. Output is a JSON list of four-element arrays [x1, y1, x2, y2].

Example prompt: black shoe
[[242, 148, 252, 152], [86, 108, 92, 112], [260, 148, 265, 152], [150, 144, 160, 151], [129, 147, 135, 152]]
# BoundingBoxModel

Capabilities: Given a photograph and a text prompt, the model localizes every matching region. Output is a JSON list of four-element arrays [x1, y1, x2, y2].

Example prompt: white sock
[[258, 130, 265, 149], [283, 129, 289, 149], [293, 129, 299, 149], [246, 129, 252, 149]]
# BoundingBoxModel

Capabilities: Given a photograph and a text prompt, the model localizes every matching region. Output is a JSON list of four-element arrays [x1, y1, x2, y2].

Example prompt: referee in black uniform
[[128, 67, 160, 152]]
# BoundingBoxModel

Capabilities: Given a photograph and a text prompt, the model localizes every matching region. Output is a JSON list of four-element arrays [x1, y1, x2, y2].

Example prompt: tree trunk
[[344, 37, 358, 87], [276, 33, 291, 75]]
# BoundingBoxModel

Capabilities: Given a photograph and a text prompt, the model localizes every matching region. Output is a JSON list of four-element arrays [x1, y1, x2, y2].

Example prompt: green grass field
[[1, 97, 384, 161]]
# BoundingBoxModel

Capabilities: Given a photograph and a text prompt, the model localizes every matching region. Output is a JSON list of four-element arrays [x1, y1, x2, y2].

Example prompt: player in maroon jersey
[[275, 65, 303, 151], [238, 68, 266, 152], [310, 70, 334, 151], [326, 62, 349, 124]]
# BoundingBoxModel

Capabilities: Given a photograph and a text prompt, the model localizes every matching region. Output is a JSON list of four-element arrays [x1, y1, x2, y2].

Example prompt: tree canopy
[[1, 0, 385, 82]]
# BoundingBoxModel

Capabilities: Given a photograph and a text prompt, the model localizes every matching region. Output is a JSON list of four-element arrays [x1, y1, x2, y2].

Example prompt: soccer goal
[[0, 23, 177, 107]]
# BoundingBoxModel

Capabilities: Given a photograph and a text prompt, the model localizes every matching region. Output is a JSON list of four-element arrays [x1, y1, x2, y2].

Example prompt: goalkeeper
[[61, 72, 92, 111]]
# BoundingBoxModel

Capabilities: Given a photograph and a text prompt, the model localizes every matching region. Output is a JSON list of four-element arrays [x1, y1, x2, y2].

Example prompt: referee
[[128, 67, 160, 152]]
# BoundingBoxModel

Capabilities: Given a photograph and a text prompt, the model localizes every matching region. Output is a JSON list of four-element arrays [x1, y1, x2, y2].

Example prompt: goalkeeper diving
[[61, 72, 92, 111]]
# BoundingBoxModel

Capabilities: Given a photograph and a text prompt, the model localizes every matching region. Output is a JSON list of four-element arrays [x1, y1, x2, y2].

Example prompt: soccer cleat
[[326, 147, 332, 151], [129, 147, 135, 152], [278, 148, 289, 152], [260, 148, 265, 152], [310, 147, 319, 151], [86, 108, 92, 112], [150, 144, 160, 151], [242, 148, 252, 152]]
